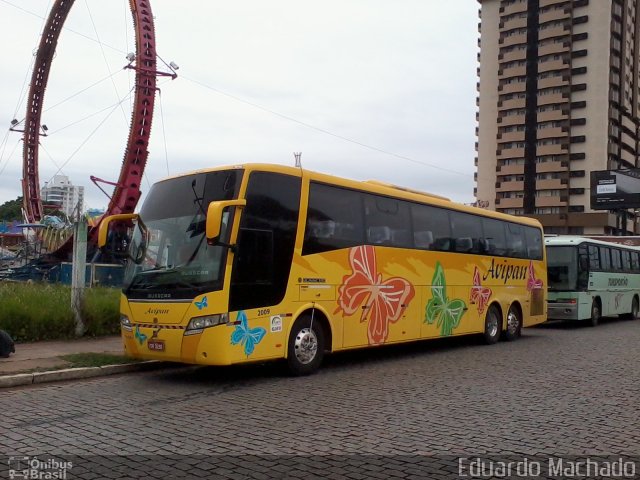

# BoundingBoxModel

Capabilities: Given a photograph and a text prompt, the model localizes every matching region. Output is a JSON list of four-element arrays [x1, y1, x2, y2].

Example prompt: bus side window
[[588, 245, 600, 270], [600, 247, 611, 270], [302, 183, 364, 255], [577, 244, 589, 288], [450, 211, 482, 254], [611, 248, 622, 271], [411, 203, 451, 251], [506, 223, 527, 258], [524, 226, 543, 260], [364, 194, 412, 248], [309, 220, 336, 239], [432, 237, 452, 251], [482, 218, 508, 256], [454, 237, 473, 253], [413, 231, 433, 249], [621, 250, 631, 271], [391, 229, 411, 246], [632, 251, 640, 270], [367, 226, 392, 245]]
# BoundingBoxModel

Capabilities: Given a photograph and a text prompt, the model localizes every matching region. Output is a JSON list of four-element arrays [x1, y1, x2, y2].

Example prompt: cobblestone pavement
[[1, 318, 640, 479]]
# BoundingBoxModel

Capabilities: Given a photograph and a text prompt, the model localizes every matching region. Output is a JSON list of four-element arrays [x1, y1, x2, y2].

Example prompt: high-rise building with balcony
[[476, 0, 640, 234], [41, 174, 84, 220]]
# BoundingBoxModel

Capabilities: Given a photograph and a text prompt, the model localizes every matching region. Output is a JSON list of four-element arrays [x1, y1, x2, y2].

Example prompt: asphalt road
[[1, 317, 639, 479]]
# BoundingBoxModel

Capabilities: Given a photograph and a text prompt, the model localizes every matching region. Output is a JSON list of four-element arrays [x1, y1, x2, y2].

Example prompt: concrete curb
[[0, 360, 164, 388]]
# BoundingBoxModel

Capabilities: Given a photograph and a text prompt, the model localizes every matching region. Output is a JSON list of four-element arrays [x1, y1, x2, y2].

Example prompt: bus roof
[[545, 235, 640, 249], [155, 162, 543, 229]]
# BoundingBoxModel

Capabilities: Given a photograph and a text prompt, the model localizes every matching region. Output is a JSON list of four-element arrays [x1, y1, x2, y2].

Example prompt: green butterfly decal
[[425, 261, 467, 336]]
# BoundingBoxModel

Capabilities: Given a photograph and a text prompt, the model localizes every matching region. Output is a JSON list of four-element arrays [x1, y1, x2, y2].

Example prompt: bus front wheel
[[589, 300, 600, 327], [483, 305, 501, 345], [504, 304, 522, 341], [287, 315, 325, 376]]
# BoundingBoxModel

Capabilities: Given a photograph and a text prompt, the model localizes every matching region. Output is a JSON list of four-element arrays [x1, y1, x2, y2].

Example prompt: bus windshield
[[547, 246, 578, 291], [123, 169, 242, 300]]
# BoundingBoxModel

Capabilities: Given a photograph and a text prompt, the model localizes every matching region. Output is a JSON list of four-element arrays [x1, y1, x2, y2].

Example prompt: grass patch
[[0, 283, 121, 342], [59, 353, 140, 368]]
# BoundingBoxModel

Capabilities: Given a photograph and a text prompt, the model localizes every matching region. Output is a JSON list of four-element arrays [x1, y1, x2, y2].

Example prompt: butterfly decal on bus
[[335, 245, 415, 345], [134, 325, 147, 345], [470, 266, 492, 315], [425, 261, 467, 336], [230, 311, 266, 356], [194, 296, 208, 310], [526, 261, 543, 291]]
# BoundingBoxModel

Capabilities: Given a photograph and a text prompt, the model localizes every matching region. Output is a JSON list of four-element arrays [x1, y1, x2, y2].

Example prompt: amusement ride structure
[[11, 0, 175, 261]]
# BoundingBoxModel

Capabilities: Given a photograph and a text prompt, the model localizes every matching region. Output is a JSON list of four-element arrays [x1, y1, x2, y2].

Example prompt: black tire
[[589, 299, 600, 327], [483, 305, 501, 345], [287, 315, 325, 376], [503, 304, 522, 341]]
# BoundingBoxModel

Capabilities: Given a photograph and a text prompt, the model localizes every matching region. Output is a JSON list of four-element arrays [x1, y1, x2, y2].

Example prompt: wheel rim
[[507, 310, 519, 335], [593, 305, 600, 321], [633, 301, 638, 318], [293, 328, 318, 365], [487, 312, 499, 338]]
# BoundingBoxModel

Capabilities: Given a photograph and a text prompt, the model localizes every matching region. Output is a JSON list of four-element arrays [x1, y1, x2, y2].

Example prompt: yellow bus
[[99, 163, 547, 375]]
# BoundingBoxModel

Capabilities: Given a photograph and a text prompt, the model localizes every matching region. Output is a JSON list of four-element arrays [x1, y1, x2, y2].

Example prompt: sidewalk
[[0, 335, 164, 387], [0, 335, 124, 375]]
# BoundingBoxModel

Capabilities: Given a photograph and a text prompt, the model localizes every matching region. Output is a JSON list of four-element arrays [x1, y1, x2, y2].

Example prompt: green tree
[[0, 197, 22, 222]]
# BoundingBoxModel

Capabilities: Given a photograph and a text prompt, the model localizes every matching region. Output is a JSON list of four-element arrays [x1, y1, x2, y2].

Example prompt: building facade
[[476, 0, 640, 234], [41, 174, 84, 220]]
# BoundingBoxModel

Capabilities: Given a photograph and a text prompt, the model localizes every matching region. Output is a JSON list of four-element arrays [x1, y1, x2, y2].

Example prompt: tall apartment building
[[41, 174, 84, 220], [476, 0, 640, 234]]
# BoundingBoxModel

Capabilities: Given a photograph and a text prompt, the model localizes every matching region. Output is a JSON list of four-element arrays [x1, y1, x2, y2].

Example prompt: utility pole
[[71, 217, 87, 336]]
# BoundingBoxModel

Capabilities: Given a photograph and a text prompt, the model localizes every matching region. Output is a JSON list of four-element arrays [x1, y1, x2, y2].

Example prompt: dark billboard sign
[[590, 169, 640, 210]]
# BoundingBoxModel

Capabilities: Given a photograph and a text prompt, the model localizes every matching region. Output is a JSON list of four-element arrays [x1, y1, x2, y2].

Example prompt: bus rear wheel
[[483, 305, 501, 345], [589, 300, 600, 327], [287, 315, 325, 376], [503, 304, 522, 341]]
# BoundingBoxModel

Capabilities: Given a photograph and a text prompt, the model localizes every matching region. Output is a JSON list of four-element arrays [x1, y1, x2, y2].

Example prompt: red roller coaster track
[[21, 0, 163, 233]]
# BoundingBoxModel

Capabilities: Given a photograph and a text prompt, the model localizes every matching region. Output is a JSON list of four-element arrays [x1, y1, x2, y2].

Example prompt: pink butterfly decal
[[527, 261, 543, 291], [335, 246, 415, 345], [470, 266, 492, 315]]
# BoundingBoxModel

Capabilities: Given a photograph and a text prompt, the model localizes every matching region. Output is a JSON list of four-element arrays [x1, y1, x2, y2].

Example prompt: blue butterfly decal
[[194, 296, 208, 310], [134, 325, 147, 345], [230, 311, 266, 356]]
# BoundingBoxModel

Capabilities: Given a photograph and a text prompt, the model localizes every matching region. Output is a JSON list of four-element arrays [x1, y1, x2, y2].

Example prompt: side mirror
[[206, 199, 246, 243], [97, 213, 139, 248]]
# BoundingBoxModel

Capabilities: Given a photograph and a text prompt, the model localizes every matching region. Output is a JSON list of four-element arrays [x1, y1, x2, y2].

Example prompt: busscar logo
[[8, 456, 73, 479], [146, 293, 172, 299]]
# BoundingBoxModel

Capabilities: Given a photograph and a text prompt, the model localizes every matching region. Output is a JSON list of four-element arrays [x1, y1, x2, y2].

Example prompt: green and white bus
[[545, 236, 640, 326]]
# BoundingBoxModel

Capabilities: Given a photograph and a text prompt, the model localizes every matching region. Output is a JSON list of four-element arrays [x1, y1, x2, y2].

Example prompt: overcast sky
[[0, 1, 479, 211]]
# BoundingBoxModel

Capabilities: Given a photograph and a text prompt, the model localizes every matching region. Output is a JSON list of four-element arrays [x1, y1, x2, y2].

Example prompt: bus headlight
[[120, 314, 132, 331], [185, 313, 228, 335]]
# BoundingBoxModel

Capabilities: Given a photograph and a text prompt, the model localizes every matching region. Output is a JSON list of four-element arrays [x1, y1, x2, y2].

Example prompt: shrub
[[0, 283, 120, 342]]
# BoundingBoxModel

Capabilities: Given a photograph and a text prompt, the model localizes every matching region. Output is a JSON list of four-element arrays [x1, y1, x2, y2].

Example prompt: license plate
[[148, 340, 165, 351]]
